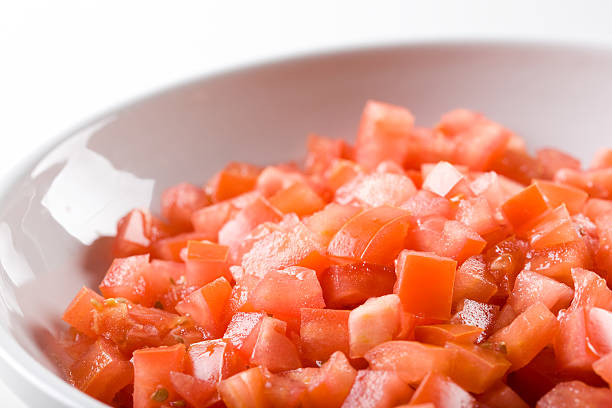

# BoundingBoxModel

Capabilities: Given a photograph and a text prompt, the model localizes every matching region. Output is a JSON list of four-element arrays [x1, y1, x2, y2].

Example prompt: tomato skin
[[270, 182, 326, 216], [395, 250, 456, 321], [445, 341, 511, 393], [133, 343, 186, 408], [501, 184, 550, 233], [207, 162, 261, 203]]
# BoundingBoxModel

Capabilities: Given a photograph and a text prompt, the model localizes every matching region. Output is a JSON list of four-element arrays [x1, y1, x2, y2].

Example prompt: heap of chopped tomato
[[58, 101, 612, 408]]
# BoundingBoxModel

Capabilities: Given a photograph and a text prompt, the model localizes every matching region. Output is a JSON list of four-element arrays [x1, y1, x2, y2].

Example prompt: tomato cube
[[342, 370, 414, 408], [421, 161, 465, 197], [301, 351, 356, 408], [452, 255, 497, 305], [437, 108, 483, 137], [133, 344, 186, 408], [478, 382, 530, 408], [218, 366, 267, 408], [187, 339, 246, 386], [151, 232, 211, 262], [409, 372, 477, 407], [218, 197, 282, 250], [570, 267, 612, 310], [456, 196, 500, 236], [348, 294, 401, 358], [161, 182, 209, 230], [354, 100, 415, 170], [525, 204, 580, 249], [401, 189, 454, 221], [304, 203, 362, 245], [489, 302, 558, 371], [414, 324, 483, 346], [169, 371, 217, 408], [113, 209, 172, 258], [586, 307, 612, 356], [335, 172, 417, 208], [300, 308, 349, 364], [63, 286, 105, 338], [250, 317, 301, 372], [175, 277, 232, 338], [269, 182, 326, 216], [207, 162, 261, 203], [536, 381, 612, 408], [536, 148, 581, 180], [320, 262, 396, 309], [507, 270, 574, 314], [593, 352, 612, 387], [523, 241, 592, 286], [395, 250, 457, 320], [501, 184, 550, 233], [223, 312, 266, 360], [365, 340, 454, 384], [533, 180, 588, 215], [452, 120, 510, 171], [451, 299, 499, 342], [445, 341, 511, 393]]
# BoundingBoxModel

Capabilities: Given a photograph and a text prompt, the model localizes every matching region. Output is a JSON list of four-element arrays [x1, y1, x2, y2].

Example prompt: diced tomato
[[301, 351, 356, 408], [365, 341, 453, 384], [489, 302, 558, 371], [506, 348, 560, 405], [161, 182, 209, 230], [437, 109, 483, 137], [445, 341, 511, 393], [452, 255, 497, 305], [507, 270, 573, 314], [586, 307, 612, 357], [151, 232, 210, 262], [536, 148, 581, 180], [186, 339, 246, 387], [207, 162, 261, 203], [409, 372, 477, 407], [478, 382, 530, 408], [320, 262, 396, 309], [501, 184, 550, 234], [523, 241, 592, 286], [326, 159, 363, 191], [223, 311, 265, 360], [490, 148, 542, 185], [421, 161, 466, 198], [470, 171, 523, 213], [456, 196, 500, 236], [401, 189, 454, 221], [584, 198, 612, 222], [256, 166, 307, 198], [169, 371, 217, 408], [175, 277, 232, 338], [354, 100, 415, 170], [593, 352, 612, 386], [438, 220, 487, 263], [524, 204, 580, 249], [305, 134, 346, 175], [241, 220, 325, 278], [594, 213, 612, 283], [249, 266, 324, 319], [341, 370, 414, 408], [591, 148, 612, 170], [533, 180, 588, 215], [304, 203, 362, 246], [570, 267, 612, 310], [183, 240, 231, 287], [452, 120, 511, 171], [300, 308, 349, 364], [250, 317, 301, 372], [63, 287, 105, 338], [556, 167, 612, 200], [218, 366, 267, 408], [395, 250, 456, 321], [269, 182, 326, 216], [69, 338, 133, 404], [328, 206, 409, 265], [262, 369, 308, 408], [133, 344, 186, 408], [451, 299, 499, 342], [113, 209, 173, 258], [348, 295, 401, 358], [99, 254, 151, 304], [536, 381, 612, 408], [414, 324, 483, 346], [335, 172, 417, 208], [485, 236, 529, 299]]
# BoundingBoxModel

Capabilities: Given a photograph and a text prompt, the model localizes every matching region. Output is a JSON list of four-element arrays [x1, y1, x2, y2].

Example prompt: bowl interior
[[1, 41, 612, 406]]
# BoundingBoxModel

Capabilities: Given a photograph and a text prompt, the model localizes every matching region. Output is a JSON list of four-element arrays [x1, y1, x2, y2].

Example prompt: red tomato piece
[[184, 240, 230, 287], [536, 381, 612, 408], [175, 277, 232, 338], [456, 196, 500, 236], [151, 232, 211, 262], [99, 254, 150, 304], [537, 148, 581, 180], [421, 161, 465, 197], [133, 344, 186, 408], [304, 203, 362, 246], [113, 209, 173, 258], [584, 198, 612, 222], [478, 382, 529, 408], [161, 182, 209, 230], [186, 339, 246, 389], [591, 148, 612, 170], [169, 371, 217, 408], [69, 338, 133, 404], [342, 370, 414, 408], [490, 148, 542, 185], [507, 270, 574, 314], [401, 189, 454, 221], [501, 184, 550, 233], [586, 307, 612, 356], [489, 302, 558, 371], [523, 241, 592, 286], [305, 133, 346, 175], [525, 204, 580, 249], [414, 324, 483, 346], [218, 366, 267, 408], [470, 171, 523, 212], [451, 299, 499, 342], [395, 250, 457, 321], [206, 162, 261, 203], [250, 316, 301, 372], [269, 182, 326, 216], [63, 286, 105, 338], [437, 108, 483, 136], [439, 220, 487, 263], [348, 294, 401, 358], [452, 120, 511, 171], [335, 172, 417, 208], [570, 267, 612, 310], [320, 262, 396, 309], [452, 255, 497, 305], [534, 179, 588, 215], [262, 369, 308, 408], [218, 197, 283, 252], [409, 372, 477, 407], [300, 308, 350, 364], [354, 100, 415, 170], [222, 311, 266, 360], [365, 340, 454, 384], [301, 351, 356, 408], [593, 352, 612, 387], [445, 341, 511, 393]]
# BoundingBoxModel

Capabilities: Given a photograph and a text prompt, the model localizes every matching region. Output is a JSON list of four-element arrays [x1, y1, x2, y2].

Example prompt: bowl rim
[[2, 37, 612, 407]]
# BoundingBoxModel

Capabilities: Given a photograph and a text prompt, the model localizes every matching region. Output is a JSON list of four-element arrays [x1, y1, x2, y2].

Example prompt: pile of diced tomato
[[57, 101, 612, 408]]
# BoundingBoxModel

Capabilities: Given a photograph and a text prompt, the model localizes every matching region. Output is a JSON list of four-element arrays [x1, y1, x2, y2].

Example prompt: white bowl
[[1, 41, 612, 407]]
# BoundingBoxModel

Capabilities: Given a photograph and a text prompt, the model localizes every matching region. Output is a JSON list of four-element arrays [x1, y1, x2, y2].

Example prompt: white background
[[2, 1, 612, 406]]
